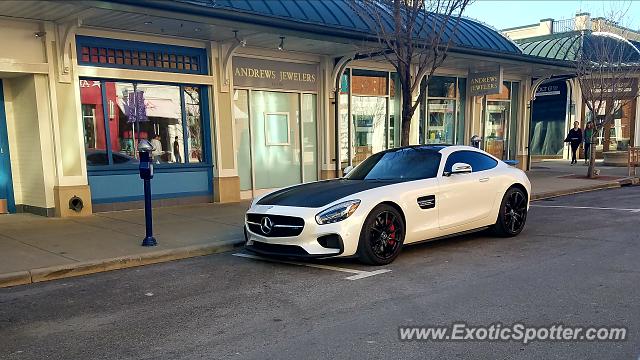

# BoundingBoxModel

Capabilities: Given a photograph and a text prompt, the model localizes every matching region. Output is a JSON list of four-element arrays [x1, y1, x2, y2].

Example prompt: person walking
[[173, 136, 182, 163], [564, 121, 583, 165], [583, 121, 594, 165]]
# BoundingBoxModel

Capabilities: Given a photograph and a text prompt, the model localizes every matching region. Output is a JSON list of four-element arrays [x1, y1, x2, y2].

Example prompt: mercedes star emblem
[[260, 216, 274, 235]]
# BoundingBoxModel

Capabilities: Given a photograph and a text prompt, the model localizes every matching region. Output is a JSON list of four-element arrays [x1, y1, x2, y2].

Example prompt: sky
[[464, 0, 640, 31]]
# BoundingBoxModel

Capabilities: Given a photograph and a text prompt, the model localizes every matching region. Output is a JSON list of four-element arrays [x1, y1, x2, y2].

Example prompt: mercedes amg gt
[[244, 145, 530, 265]]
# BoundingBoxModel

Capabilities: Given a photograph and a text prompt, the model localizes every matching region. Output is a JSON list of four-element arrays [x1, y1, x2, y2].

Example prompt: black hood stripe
[[256, 179, 400, 208]]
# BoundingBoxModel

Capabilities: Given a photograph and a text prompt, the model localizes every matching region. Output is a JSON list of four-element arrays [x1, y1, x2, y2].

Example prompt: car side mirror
[[444, 162, 472, 176], [343, 165, 354, 177]]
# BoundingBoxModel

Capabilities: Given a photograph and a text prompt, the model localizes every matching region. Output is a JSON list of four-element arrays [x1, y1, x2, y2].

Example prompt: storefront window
[[426, 99, 456, 144], [338, 69, 402, 168], [351, 70, 389, 166], [184, 86, 204, 162], [530, 81, 568, 156], [352, 96, 387, 165], [301, 94, 318, 182], [586, 99, 635, 152], [484, 81, 518, 159], [389, 73, 401, 148], [457, 78, 466, 144], [339, 73, 350, 170], [419, 76, 466, 145], [234, 89, 252, 191], [81, 81, 107, 165], [80, 79, 205, 167]]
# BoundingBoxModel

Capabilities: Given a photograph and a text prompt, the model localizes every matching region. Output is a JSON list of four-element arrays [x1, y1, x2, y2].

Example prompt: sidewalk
[[0, 163, 636, 288], [0, 202, 249, 287], [528, 159, 635, 199]]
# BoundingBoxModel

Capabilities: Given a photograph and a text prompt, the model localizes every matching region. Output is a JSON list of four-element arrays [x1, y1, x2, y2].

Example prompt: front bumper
[[243, 203, 365, 258]]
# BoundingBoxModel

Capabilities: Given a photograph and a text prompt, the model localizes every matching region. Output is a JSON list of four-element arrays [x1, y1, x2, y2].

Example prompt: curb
[[531, 181, 624, 201], [1, 238, 245, 289]]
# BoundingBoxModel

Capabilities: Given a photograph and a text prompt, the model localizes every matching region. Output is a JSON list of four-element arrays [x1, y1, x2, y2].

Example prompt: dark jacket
[[565, 128, 583, 146]]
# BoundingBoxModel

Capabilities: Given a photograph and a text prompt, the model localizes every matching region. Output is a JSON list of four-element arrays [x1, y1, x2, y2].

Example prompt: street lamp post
[[138, 139, 157, 247]]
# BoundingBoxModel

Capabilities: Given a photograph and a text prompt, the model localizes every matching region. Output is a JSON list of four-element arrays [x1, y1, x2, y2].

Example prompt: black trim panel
[[417, 195, 436, 209], [256, 179, 398, 208]]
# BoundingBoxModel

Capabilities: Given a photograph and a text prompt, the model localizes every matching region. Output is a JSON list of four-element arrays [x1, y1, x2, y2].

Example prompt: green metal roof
[[112, 0, 523, 55], [517, 31, 640, 62]]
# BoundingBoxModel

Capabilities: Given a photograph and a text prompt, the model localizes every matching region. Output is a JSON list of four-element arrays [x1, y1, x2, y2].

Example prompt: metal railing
[[553, 19, 575, 33]]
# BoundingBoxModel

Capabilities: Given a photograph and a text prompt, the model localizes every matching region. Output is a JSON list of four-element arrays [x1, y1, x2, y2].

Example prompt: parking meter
[[471, 135, 482, 149], [138, 139, 157, 247], [138, 139, 154, 180]]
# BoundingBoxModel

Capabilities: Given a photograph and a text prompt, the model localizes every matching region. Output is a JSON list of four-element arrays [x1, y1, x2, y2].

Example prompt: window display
[[419, 76, 466, 145], [80, 79, 205, 167]]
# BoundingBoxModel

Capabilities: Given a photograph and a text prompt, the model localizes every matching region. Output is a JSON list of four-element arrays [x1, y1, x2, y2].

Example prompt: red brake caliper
[[387, 221, 396, 245]]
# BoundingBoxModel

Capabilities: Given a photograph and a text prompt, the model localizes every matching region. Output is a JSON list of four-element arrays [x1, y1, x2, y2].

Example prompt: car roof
[[383, 145, 500, 159], [384, 144, 452, 153]]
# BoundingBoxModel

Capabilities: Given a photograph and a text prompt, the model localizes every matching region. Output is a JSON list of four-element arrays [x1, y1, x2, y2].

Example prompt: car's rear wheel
[[492, 186, 528, 237], [357, 204, 405, 265]]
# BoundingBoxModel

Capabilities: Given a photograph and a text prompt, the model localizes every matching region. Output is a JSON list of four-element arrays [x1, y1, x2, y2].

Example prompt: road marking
[[531, 204, 640, 212], [232, 253, 391, 280]]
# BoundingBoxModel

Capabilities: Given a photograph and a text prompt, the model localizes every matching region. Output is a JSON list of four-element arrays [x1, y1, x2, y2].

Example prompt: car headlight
[[315, 200, 361, 225]]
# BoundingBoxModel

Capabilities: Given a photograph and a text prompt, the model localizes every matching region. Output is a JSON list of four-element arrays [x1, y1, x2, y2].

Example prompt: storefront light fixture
[[233, 30, 246, 47], [278, 36, 285, 51]]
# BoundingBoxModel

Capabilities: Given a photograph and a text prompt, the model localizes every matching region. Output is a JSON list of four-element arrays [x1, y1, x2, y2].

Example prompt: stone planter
[[602, 151, 628, 167]]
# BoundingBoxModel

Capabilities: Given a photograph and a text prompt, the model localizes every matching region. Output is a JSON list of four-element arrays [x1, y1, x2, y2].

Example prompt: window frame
[[80, 77, 211, 172], [442, 150, 499, 175], [264, 112, 291, 146], [76, 35, 208, 75]]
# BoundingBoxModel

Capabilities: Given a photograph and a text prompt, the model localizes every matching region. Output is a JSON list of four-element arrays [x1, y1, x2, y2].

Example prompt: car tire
[[492, 186, 528, 237], [357, 204, 405, 265]]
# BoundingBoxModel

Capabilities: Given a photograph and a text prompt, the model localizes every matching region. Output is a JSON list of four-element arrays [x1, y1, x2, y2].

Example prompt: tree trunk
[[400, 88, 415, 146], [401, 111, 412, 146], [587, 131, 598, 178]]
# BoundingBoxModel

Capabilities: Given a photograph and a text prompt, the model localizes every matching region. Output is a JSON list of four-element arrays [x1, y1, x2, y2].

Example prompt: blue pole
[[141, 177, 156, 246], [138, 148, 157, 247]]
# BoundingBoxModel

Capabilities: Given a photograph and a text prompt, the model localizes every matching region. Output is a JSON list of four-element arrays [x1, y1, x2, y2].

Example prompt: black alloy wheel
[[493, 187, 528, 237], [358, 204, 405, 265]]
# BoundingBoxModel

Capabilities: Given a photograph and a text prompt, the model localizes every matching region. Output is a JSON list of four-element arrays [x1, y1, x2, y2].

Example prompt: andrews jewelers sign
[[469, 67, 503, 97], [233, 57, 319, 92]]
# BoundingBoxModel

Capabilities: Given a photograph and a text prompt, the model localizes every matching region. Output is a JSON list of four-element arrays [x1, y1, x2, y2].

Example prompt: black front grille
[[246, 213, 305, 237], [247, 241, 309, 256]]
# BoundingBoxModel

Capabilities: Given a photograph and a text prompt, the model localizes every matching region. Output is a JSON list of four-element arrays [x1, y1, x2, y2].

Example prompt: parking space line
[[232, 253, 391, 280], [531, 204, 640, 212]]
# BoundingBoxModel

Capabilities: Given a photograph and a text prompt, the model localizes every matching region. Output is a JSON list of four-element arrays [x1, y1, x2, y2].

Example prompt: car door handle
[[479, 177, 490, 182]]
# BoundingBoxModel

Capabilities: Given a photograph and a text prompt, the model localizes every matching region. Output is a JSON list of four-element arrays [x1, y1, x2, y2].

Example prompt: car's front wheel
[[492, 186, 528, 237], [357, 204, 405, 265]]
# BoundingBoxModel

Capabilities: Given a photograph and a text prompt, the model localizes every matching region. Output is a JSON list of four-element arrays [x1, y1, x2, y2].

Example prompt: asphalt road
[[1, 187, 639, 359]]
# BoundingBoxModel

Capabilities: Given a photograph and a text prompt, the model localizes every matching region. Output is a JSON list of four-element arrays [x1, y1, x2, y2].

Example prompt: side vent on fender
[[417, 195, 436, 209]]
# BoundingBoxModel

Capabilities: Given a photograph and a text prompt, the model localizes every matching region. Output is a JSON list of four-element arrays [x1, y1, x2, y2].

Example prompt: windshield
[[347, 148, 442, 181]]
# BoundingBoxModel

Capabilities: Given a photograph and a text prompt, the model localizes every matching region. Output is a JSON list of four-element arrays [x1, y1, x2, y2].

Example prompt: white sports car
[[244, 145, 530, 265]]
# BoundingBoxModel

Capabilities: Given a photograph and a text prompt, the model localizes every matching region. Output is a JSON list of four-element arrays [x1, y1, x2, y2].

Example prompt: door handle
[[479, 177, 489, 182]]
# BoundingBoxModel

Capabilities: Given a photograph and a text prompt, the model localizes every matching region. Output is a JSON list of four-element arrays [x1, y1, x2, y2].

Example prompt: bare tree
[[571, 5, 640, 178], [351, 0, 470, 146]]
